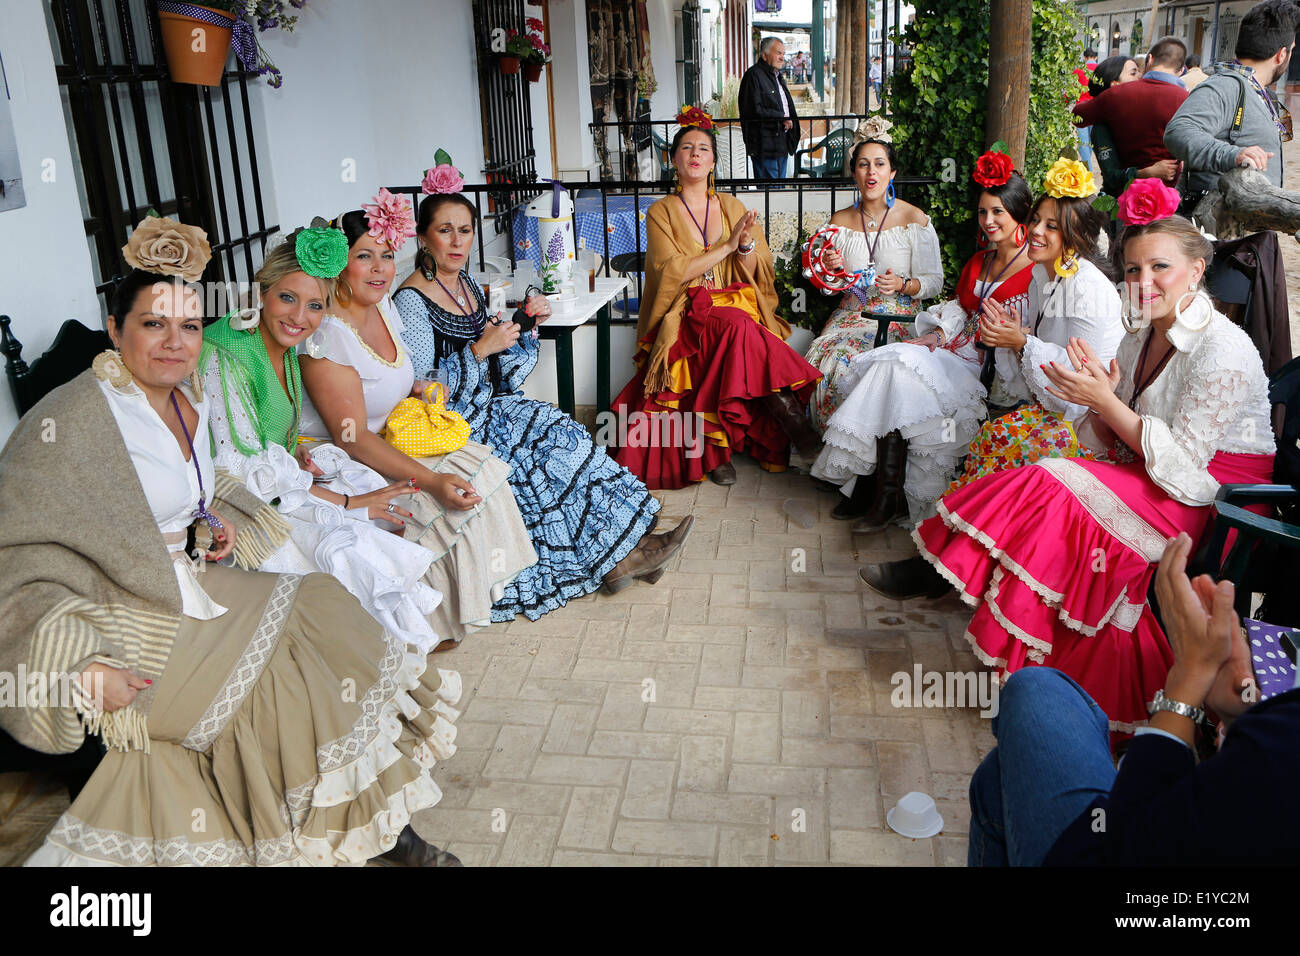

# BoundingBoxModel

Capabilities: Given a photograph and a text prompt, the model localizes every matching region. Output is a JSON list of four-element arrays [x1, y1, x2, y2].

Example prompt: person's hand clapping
[[977, 299, 1028, 350], [1041, 336, 1120, 411], [1154, 533, 1239, 711], [731, 209, 759, 253]]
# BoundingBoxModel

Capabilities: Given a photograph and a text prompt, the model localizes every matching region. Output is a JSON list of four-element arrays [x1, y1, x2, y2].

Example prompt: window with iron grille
[[44, 0, 277, 314], [677, 0, 701, 107]]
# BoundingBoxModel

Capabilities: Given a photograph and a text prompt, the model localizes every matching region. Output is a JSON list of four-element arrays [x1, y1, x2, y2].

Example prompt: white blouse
[[1077, 309, 1275, 506], [829, 221, 944, 302], [298, 295, 414, 439], [100, 377, 226, 620], [993, 260, 1125, 422]]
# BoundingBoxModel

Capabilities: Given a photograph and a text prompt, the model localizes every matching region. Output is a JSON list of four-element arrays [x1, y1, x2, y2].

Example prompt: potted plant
[[521, 17, 551, 82], [500, 28, 532, 74], [156, 0, 301, 88]]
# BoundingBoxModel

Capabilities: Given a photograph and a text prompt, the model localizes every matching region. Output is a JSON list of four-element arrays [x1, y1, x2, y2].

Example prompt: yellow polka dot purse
[[383, 381, 471, 457]]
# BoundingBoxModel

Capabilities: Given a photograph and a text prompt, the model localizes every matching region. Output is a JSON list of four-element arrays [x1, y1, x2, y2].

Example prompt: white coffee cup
[[886, 791, 944, 839]]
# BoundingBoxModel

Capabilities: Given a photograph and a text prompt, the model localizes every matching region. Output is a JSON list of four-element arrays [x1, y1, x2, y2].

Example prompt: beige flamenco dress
[[20, 358, 462, 865]]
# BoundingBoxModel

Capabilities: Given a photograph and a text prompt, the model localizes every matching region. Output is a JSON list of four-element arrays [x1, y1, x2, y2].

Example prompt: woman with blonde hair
[[864, 182, 1276, 743]]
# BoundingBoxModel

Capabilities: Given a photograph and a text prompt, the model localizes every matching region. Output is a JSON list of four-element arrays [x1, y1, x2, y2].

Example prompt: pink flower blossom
[[361, 187, 417, 251], [422, 164, 465, 195], [1117, 177, 1181, 225]]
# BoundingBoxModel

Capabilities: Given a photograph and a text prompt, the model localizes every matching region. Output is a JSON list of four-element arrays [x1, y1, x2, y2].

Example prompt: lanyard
[[679, 194, 712, 250], [858, 202, 891, 264], [1032, 280, 1064, 336], [974, 245, 1026, 320], [170, 391, 223, 531], [1128, 328, 1176, 410]]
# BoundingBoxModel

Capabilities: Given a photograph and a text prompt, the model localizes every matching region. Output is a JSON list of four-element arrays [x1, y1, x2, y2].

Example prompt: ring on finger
[[386, 503, 397, 514]]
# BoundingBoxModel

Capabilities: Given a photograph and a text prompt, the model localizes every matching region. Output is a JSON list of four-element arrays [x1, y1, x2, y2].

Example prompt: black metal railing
[[48, 0, 277, 313], [471, 0, 538, 194], [589, 113, 868, 181], [385, 173, 937, 321]]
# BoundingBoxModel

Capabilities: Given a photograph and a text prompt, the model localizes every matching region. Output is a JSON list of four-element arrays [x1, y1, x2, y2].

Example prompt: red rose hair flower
[[676, 106, 714, 131], [972, 150, 1015, 188]]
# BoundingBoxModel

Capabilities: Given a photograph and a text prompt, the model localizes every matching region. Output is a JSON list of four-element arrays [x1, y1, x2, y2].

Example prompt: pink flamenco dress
[[915, 308, 1276, 743]]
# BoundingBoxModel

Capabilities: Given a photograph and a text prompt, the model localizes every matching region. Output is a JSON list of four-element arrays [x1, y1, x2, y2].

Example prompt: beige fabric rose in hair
[[121, 216, 212, 281]]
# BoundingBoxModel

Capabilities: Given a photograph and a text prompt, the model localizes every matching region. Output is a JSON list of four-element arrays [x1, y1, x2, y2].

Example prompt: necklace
[[169, 391, 223, 534], [858, 202, 890, 263], [433, 273, 473, 316], [973, 244, 1026, 316], [678, 193, 711, 250], [1128, 327, 1177, 410]]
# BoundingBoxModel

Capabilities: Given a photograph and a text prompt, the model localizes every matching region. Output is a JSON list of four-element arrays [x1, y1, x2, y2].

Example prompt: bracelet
[[343, 494, 350, 509], [737, 241, 755, 256]]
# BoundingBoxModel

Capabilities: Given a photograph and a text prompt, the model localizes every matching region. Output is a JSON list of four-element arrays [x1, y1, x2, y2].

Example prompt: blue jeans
[[752, 155, 788, 179], [968, 668, 1115, 866], [1077, 125, 1093, 168]]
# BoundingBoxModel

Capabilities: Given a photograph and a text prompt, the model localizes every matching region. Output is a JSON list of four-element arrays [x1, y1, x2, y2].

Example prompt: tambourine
[[800, 224, 877, 300]]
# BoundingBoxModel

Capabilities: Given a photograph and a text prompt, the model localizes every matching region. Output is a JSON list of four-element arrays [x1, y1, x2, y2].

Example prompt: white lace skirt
[[811, 342, 987, 523]]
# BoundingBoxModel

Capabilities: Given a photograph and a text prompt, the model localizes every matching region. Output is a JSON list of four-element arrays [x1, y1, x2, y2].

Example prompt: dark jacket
[[1044, 687, 1300, 865], [738, 60, 801, 159], [1073, 76, 1187, 170], [1212, 231, 1293, 377]]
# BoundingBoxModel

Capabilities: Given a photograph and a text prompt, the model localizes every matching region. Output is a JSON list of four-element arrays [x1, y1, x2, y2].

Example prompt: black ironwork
[[678, 1, 701, 107], [47, 0, 277, 314], [470, 0, 539, 232]]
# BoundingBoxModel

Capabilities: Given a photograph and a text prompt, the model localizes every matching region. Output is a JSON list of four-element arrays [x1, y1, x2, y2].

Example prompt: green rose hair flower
[[295, 226, 349, 279]]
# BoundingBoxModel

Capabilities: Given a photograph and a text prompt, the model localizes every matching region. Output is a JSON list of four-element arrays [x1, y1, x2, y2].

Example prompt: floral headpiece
[[677, 106, 714, 130], [1116, 177, 1181, 226], [852, 115, 893, 145], [972, 144, 1015, 188], [295, 220, 350, 279], [1042, 158, 1096, 200], [422, 147, 465, 195], [122, 212, 212, 282], [361, 187, 417, 251]]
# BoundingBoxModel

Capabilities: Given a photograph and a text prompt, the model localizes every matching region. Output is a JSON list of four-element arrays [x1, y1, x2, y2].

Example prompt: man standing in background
[[739, 37, 802, 180]]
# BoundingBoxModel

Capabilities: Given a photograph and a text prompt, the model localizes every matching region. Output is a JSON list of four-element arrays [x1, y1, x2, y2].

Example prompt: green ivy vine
[[889, 0, 1084, 293]]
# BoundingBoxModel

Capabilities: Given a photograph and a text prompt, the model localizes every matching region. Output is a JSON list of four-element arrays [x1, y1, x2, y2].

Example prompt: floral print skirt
[[947, 403, 1097, 494]]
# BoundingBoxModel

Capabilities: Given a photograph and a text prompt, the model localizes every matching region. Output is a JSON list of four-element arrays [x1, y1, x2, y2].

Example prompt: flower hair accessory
[[1043, 158, 1096, 199], [972, 148, 1015, 188], [422, 147, 465, 195], [676, 105, 714, 130], [1116, 177, 1182, 226], [361, 187, 417, 251], [852, 115, 893, 145], [295, 223, 349, 279], [122, 212, 212, 282]]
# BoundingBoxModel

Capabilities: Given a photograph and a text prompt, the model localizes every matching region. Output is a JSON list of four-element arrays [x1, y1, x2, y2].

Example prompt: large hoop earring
[[1174, 288, 1214, 331], [976, 228, 990, 249], [707, 169, 716, 197], [673, 166, 683, 194], [1013, 224, 1027, 246], [1053, 250, 1080, 278], [1120, 283, 1150, 332], [418, 247, 435, 282], [885, 179, 896, 208], [335, 276, 353, 308]]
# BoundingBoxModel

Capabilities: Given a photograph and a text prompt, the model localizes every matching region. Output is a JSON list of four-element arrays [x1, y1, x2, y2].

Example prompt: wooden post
[[986, 0, 1033, 167], [851, 0, 867, 115], [835, 0, 850, 113]]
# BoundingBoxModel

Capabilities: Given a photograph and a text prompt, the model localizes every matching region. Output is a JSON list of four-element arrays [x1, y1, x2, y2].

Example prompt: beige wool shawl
[[0, 360, 289, 754]]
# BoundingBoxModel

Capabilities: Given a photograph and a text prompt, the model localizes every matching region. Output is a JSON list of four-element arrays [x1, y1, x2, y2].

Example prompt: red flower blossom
[[972, 150, 1015, 188], [676, 106, 714, 130]]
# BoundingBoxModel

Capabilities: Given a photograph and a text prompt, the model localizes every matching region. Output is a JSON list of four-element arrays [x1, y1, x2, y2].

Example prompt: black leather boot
[[375, 825, 463, 867], [851, 432, 908, 533], [762, 391, 822, 458], [859, 556, 951, 600], [831, 473, 876, 520]]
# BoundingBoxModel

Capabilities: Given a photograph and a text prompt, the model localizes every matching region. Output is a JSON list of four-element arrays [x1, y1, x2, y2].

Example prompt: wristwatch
[[1147, 689, 1205, 724]]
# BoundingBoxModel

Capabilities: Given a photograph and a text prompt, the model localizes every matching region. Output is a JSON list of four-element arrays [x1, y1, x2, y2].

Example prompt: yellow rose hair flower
[[1043, 158, 1096, 199]]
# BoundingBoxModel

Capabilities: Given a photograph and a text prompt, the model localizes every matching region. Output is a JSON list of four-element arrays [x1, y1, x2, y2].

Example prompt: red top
[[1072, 77, 1188, 170], [949, 250, 1035, 352], [1074, 63, 1096, 103]]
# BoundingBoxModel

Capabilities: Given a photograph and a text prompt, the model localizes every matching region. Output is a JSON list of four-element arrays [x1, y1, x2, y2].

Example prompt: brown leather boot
[[709, 460, 737, 485], [762, 391, 822, 458], [831, 473, 876, 520], [859, 556, 951, 600], [851, 432, 908, 533], [603, 516, 695, 594], [374, 825, 463, 867]]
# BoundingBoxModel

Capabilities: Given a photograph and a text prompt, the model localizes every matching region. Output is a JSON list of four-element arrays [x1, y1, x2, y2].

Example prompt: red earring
[[1014, 224, 1027, 246], [976, 228, 990, 249]]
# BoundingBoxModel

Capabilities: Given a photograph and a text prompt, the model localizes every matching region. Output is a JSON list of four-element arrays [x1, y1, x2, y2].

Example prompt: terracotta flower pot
[[523, 61, 543, 82], [158, 2, 234, 87], [499, 55, 522, 75]]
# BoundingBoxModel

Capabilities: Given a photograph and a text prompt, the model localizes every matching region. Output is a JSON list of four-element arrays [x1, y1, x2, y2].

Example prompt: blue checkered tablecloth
[[512, 194, 658, 269]]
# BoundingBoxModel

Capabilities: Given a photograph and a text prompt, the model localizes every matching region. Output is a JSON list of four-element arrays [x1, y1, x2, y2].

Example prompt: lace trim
[[182, 574, 301, 752], [1035, 458, 1168, 562], [331, 303, 406, 370]]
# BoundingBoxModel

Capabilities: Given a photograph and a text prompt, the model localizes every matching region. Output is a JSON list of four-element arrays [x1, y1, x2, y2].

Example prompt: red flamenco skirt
[[914, 450, 1275, 746], [612, 284, 821, 490]]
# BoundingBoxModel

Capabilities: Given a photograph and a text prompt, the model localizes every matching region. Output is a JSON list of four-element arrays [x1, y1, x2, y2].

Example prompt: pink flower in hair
[[361, 188, 417, 251], [1117, 177, 1181, 225], [421, 164, 465, 195]]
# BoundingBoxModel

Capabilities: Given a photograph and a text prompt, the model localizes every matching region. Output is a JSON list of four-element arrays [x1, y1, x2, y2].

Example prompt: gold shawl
[[0, 362, 289, 754], [635, 192, 790, 394]]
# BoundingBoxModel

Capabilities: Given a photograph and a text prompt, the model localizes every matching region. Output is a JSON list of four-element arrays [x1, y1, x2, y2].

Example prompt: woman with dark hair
[[390, 170, 692, 614], [863, 182, 1276, 744], [609, 110, 823, 488], [948, 161, 1125, 490], [297, 192, 540, 642], [812, 149, 1034, 528], [803, 118, 944, 432], [9, 216, 463, 866], [1087, 55, 1179, 196]]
